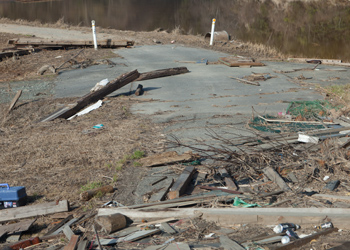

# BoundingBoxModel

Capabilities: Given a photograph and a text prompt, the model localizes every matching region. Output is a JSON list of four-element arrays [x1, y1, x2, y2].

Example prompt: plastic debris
[[233, 197, 261, 208]]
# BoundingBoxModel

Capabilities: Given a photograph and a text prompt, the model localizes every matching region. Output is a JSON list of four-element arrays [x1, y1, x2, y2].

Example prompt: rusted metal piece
[[9, 237, 41, 250]]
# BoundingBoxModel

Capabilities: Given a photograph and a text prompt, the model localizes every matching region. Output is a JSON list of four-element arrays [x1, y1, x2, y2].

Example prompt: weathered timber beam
[[168, 166, 196, 199], [137, 67, 189, 81], [56, 70, 140, 119], [98, 207, 350, 229], [0, 200, 69, 223]]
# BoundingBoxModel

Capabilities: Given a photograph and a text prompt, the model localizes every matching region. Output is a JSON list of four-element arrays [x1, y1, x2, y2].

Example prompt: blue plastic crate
[[0, 183, 27, 208]]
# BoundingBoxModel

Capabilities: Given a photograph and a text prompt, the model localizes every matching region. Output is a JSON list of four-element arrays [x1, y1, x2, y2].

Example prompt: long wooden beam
[[0, 200, 69, 223], [98, 207, 350, 229]]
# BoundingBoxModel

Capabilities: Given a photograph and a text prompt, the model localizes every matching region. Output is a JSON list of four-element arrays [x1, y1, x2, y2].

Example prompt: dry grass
[[0, 96, 165, 205]]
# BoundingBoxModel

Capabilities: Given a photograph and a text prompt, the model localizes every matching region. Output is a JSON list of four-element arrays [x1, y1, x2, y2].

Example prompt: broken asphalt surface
[[54, 45, 349, 153]]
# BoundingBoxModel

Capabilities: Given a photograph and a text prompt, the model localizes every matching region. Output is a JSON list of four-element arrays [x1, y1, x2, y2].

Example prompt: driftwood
[[80, 185, 114, 201]]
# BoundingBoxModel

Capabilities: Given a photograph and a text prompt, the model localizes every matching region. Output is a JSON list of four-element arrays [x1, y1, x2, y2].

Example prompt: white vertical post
[[91, 20, 98, 50], [210, 18, 216, 46]]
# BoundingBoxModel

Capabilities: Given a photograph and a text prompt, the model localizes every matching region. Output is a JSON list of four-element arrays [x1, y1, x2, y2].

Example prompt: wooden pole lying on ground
[[137, 67, 189, 81], [57, 70, 140, 119]]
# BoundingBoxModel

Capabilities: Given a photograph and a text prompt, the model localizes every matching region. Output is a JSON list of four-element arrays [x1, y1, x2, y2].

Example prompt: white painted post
[[210, 18, 216, 46], [91, 20, 98, 50]]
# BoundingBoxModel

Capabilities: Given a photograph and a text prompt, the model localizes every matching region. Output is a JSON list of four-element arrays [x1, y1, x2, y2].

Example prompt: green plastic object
[[233, 197, 261, 208]]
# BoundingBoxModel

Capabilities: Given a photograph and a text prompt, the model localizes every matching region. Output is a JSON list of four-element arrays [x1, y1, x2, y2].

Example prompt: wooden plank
[[0, 219, 35, 238], [140, 151, 199, 168], [77, 240, 88, 250], [219, 57, 265, 67], [313, 194, 350, 201], [0, 200, 69, 223], [219, 235, 245, 250], [120, 228, 160, 242], [258, 115, 335, 125], [218, 168, 238, 190], [7, 90, 22, 114], [99, 207, 350, 229], [198, 185, 243, 194], [9, 38, 134, 48], [48, 217, 79, 236], [45, 215, 73, 236], [263, 167, 291, 191], [63, 234, 80, 250], [137, 218, 177, 228], [149, 178, 174, 202], [230, 76, 260, 86], [0, 49, 31, 60], [160, 223, 177, 235], [104, 190, 241, 210], [63, 226, 74, 241], [165, 243, 191, 250], [168, 166, 196, 199], [137, 67, 189, 81], [274, 228, 337, 250]]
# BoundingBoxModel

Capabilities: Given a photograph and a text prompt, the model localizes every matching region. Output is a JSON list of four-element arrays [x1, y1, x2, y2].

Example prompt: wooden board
[[218, 168, 238, 190], [99, 207, 350, 229], [9, 38, 134, 48], [0, 219, 35, 238], [63, 235, 80, 250], [160, 223, 177, 235], [120, 228, 160, 242], [219, 57, 265, 67], [220, 235, 245, 250], [140, 151, 199, 168], [0, 200, 69, 223], [165, 243, 191, 250], [45, 215, 73, 236], [48, 217, 79, 236], [149, 178, 174, 202], [263, 167, 291, 191], [313, 194, 350, 201], [168, 166, 196, 199]]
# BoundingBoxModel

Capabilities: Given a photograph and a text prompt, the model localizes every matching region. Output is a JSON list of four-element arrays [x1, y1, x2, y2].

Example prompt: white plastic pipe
[[210, 18, 216, 46], [91, 20, 98, 50]]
